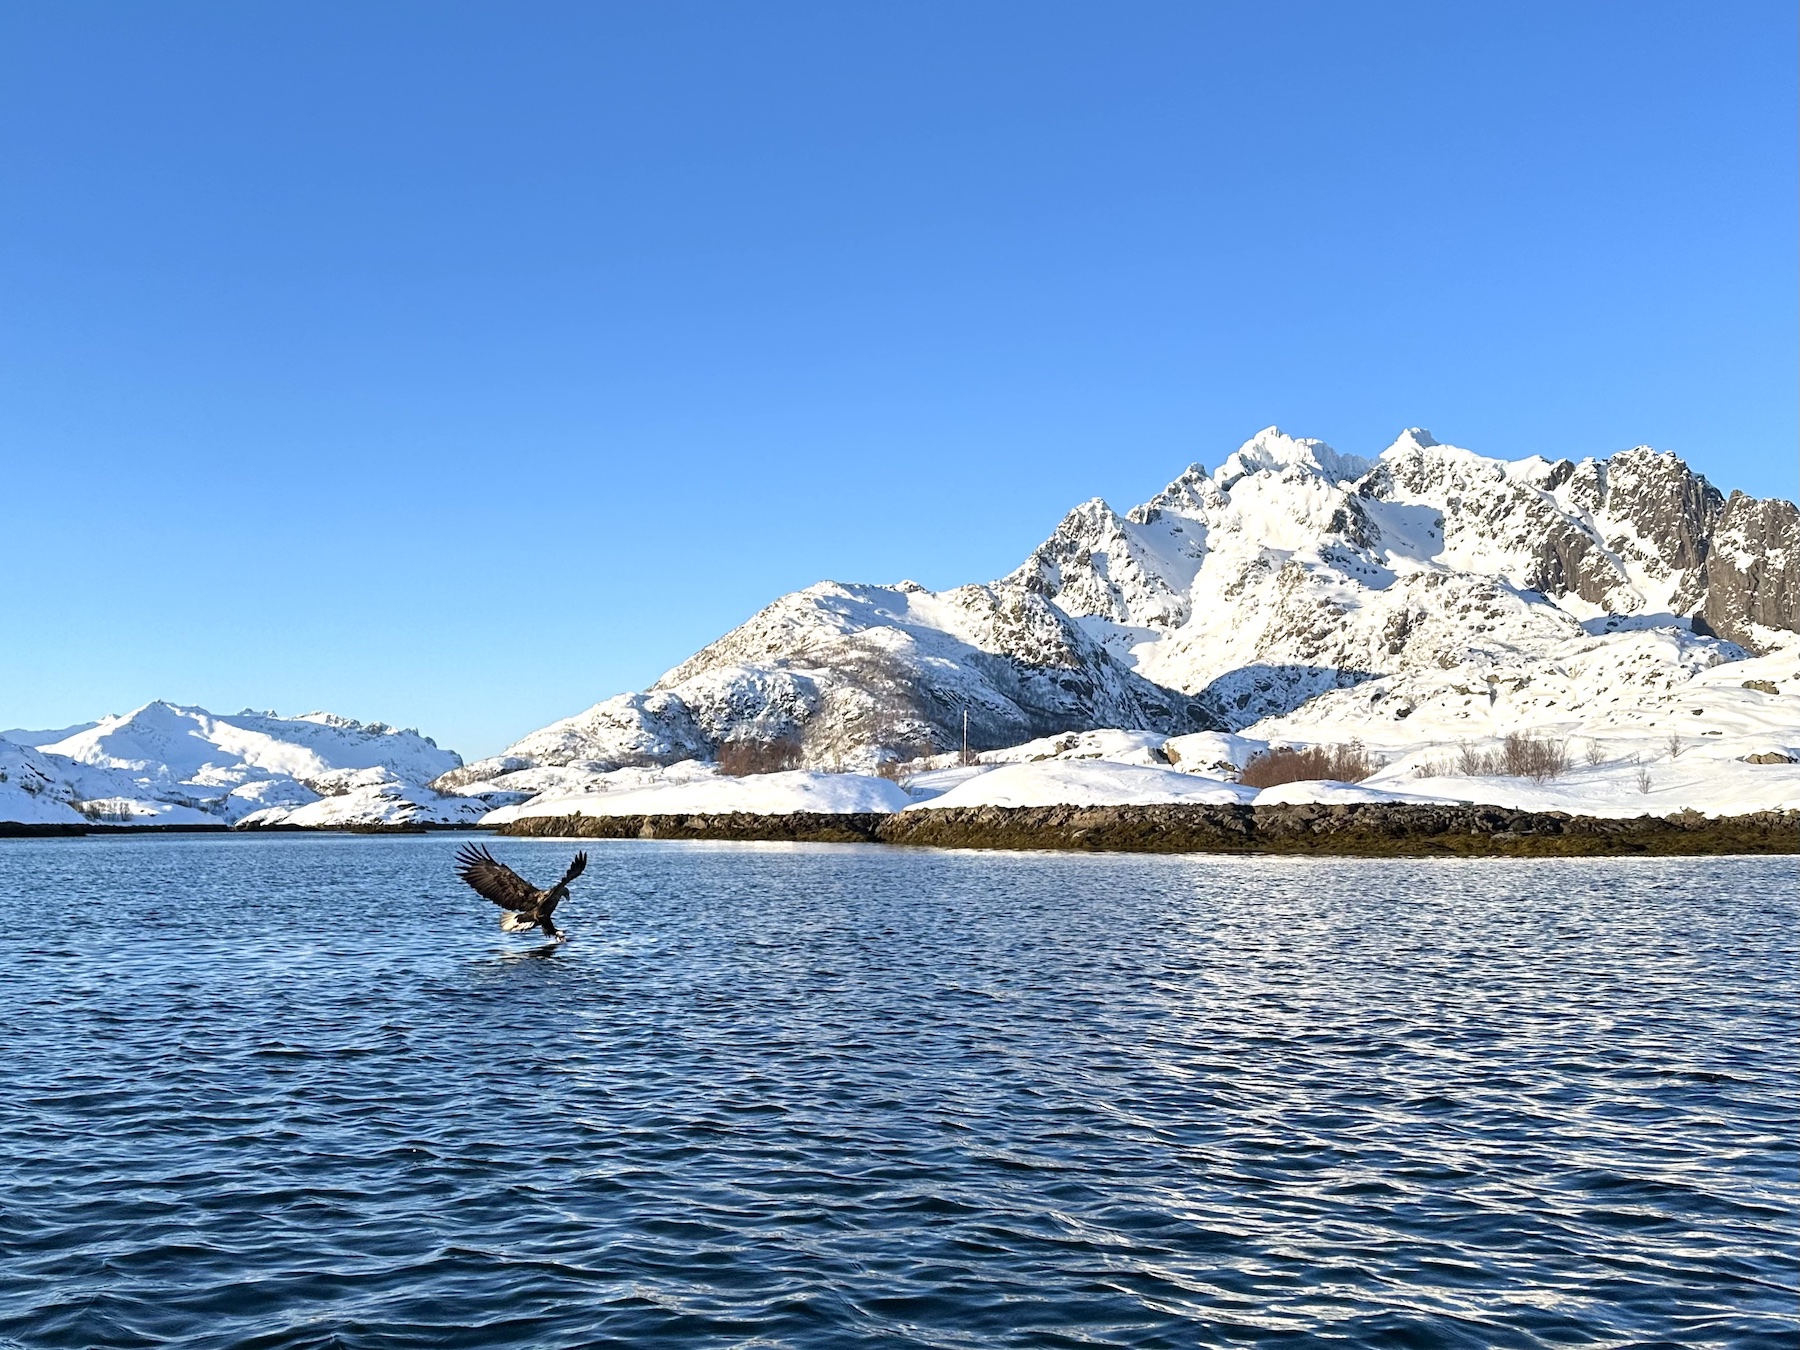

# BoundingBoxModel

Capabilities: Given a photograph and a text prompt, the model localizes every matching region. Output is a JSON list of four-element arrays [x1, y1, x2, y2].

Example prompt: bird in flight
[[454, 843, 588, 941]]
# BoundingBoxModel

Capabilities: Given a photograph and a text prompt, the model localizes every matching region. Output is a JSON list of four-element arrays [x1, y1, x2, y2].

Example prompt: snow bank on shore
[[483, 720, 1800, 823], [905, 761, 1253, 810], [241, 783, 490, 829], [899, 753, 1800, 816], [481, 769, 911, 824], [1362, 761, 1800, 818]]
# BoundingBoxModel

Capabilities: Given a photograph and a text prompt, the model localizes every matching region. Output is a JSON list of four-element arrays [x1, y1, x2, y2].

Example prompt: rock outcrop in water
[[496, 803, 1800, 857]]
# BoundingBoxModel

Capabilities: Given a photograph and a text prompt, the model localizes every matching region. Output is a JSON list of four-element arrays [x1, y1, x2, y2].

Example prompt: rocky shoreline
[[498, 802, 1800, 856], [9, 804, 1791, 854]]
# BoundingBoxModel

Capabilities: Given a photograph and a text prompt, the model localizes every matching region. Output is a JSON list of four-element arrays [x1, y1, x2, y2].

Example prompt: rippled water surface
[[1, 836, 1795, 1348]]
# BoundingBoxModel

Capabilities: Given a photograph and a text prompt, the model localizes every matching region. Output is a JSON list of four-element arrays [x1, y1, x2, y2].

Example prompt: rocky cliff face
[[1701, 492, 1799, 648], [446, 427, 1795, 789]]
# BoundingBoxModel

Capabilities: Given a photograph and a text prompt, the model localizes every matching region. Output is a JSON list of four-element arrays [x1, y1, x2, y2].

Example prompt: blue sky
[[2, 1, 1794, 758]]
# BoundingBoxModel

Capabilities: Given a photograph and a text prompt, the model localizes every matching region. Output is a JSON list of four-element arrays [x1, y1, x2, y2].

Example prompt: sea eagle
[[455, 843, 588, 941]]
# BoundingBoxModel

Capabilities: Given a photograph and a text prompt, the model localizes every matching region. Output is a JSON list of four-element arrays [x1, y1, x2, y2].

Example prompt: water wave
[[1, 837, 1794, 1347]]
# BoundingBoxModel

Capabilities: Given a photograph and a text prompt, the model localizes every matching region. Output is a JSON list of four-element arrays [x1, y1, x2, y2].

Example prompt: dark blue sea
[[1, 835, 1795, 1349]]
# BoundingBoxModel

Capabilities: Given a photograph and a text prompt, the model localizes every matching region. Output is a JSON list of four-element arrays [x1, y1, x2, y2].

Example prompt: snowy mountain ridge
[[0, 701, 486, 828], [444, 426, 1797, 805]]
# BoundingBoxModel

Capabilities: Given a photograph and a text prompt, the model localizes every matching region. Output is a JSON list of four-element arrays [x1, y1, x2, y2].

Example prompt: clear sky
[[2, 1, 1794, 759]]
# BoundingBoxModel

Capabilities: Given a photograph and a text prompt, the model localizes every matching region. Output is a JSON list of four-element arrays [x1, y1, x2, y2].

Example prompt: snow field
[[480, 769, 912, 824]]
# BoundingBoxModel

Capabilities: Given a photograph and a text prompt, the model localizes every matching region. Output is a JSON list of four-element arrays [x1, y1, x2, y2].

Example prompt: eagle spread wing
[[537, 851, 588, 918], [455, 843, 543, 912]]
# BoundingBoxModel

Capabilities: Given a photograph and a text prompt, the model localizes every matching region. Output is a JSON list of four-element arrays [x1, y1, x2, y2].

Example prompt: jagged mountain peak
[[1390, 427, 1440, 450], [1217, 426, 1372, 488], [1142, 428, 1386, 520], [452, 425, 1796, 784]]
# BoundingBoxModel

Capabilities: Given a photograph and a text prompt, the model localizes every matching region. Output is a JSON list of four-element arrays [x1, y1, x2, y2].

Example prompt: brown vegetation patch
[[1237, 742, 1378, 789], [716, 736, 804, 776]]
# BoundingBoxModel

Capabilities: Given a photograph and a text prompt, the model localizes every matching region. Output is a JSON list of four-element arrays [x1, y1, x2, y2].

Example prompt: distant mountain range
[[0, 703, 483, 828], [5, 427, 1795, 827]]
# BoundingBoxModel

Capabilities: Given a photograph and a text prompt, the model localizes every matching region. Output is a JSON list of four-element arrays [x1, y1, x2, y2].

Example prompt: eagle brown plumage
[[454, 843, 588, 941]]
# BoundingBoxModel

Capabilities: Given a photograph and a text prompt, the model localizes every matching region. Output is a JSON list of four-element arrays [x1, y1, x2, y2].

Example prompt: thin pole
[[962, 709, 969, 767]]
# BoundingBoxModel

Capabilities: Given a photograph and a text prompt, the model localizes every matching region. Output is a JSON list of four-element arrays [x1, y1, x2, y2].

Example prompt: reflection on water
[[0, 835, 1795, 1348], [494, 940, 568, 961]]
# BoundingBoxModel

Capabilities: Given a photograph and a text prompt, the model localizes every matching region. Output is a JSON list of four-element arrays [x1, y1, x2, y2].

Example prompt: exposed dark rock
[[1376, 445, 1749, 621], [1599, 448, 1723, 579], [1526, 523, 1623, 612], [1701, 493, 1800, 649], [498, 804, 1800, 857], [876, 803, 1797, 855]]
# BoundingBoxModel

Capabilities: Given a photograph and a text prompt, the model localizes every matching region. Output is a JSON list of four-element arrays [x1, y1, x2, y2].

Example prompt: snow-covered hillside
[[451, 425, 1798, 820], [0, 738, 88, 825], [0, 702, 486, 828]]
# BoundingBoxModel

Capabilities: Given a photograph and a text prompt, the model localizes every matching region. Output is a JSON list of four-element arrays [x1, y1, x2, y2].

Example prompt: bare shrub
[[1665, 731, 1685, 759], [76, 798, 135, 823], [1584, 740, 1606, 767], [1237, 741, 1378, 789], [1635, 765, 1654, 794], [717, 736, 804, 776], [1501, 732, 1569, 782], [1442, 732, 1569, 782]]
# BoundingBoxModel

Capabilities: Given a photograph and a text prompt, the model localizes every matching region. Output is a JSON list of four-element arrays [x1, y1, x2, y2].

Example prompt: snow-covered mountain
[[444, 426, 1797, 805], [0, 702, 486, 828], [9, 427, 1792, 829], [432, 580, 1202, 806]]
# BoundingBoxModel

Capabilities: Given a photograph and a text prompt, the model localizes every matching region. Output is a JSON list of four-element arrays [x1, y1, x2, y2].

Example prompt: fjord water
[[1, 837, 1794, 1349]]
